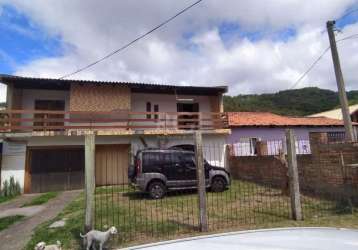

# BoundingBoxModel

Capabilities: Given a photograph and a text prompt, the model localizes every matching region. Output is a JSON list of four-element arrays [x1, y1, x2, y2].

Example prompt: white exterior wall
[[131, 93, 211, 113], [22, 89, 70, 110], [129, 134, 228, 167], [1, 141, 27, 191], [131, 93, 213, 129]]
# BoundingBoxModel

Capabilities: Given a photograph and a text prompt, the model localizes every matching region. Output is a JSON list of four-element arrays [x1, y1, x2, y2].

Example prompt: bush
[[1, 176, 21, 198]]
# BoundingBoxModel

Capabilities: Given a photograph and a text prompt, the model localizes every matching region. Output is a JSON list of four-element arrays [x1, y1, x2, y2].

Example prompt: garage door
[[27, 147, 84, 193], [95, 144, 130, 186]]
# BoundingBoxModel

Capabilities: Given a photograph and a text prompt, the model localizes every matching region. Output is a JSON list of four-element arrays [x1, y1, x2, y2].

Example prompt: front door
[[34, 100, 65, 130], [177, 102, 199, 129]]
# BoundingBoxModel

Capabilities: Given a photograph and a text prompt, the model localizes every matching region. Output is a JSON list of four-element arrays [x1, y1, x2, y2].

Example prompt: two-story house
[[0, 75, 229, 193]]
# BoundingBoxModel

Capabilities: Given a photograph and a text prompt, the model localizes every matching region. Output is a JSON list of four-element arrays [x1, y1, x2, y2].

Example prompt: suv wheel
[[211, 176, 226, 192], [148, 181, 166, 199]]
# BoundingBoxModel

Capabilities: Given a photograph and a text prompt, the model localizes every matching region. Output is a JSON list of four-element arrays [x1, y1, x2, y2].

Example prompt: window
[[154, 104, 159, 120], [146, 102, 151, 119], [181, 152, 196, 167], [163, 152, 180, 165], [238, 137, 260, 156], [249, 138, 258, 155], [143, 152, 160, 166]]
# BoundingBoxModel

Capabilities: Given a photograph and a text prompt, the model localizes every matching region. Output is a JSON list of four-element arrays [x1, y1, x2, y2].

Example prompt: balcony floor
[[0, 128, 231, 138]]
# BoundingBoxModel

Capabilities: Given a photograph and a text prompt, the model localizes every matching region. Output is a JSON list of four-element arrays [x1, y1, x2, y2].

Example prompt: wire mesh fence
[[230, 139, 311, 156], [92, 135, 358, 247], [299, 141, 358, 222]]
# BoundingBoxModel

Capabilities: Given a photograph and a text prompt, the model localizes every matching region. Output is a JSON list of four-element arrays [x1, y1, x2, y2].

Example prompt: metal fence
[[94, 143, 292, 247], [92, 135, 358, 248], [327, 131, 346, 143]]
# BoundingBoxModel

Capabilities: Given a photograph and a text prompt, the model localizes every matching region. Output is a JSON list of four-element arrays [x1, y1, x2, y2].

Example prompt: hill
[[224, 87, 358, 116]]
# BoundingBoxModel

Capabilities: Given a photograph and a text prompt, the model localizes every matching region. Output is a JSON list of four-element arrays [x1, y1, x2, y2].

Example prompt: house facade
[[227, 112, 351, 156], [309, 105, 358, 137], [0, 75, 229, 193], [309, 104, 358, 123]]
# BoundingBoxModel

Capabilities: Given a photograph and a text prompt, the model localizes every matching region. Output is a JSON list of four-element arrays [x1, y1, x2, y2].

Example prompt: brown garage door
[[95, 144, 130, 186], [27, 147, 84, 193]]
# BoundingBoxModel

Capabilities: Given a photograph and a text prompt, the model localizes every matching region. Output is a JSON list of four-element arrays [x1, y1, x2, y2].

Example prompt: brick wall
[[229, 132, 358, 196], [229, 156, 287, 187], [69, 84, 131, 111]]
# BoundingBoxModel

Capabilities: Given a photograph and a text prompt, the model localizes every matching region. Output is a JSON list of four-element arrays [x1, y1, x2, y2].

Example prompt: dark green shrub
[[1, 176, 21, 198]]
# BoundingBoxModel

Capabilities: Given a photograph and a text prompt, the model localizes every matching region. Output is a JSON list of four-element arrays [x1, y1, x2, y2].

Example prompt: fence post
[[85, 133, 96, 231], [194, 131, 208, 232], [285, 129, 303, 220]]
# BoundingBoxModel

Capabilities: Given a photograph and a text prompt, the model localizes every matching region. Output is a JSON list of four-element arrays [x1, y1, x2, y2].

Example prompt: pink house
[[227, 112, 352, 156]]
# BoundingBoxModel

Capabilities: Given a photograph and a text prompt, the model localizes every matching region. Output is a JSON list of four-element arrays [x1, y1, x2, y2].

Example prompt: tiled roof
[[228, 112, 351, 127]]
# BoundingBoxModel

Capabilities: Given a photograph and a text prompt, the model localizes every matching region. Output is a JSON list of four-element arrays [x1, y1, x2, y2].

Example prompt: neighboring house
[[0, 75, 229, 193], [227, 112, 352, 156], [309, 104, 358, 137], [309, 104, 358, 123]]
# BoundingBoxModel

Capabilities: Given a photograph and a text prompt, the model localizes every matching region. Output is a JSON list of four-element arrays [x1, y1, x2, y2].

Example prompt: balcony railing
[[0, 110, 228, 133]]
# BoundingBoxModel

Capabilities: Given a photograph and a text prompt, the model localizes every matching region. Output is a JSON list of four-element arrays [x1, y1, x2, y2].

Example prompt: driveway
[[0, 190, 81, 250]]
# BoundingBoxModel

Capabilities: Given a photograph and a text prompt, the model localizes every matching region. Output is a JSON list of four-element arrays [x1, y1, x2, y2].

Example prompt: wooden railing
[[0, 110, 229, 133]]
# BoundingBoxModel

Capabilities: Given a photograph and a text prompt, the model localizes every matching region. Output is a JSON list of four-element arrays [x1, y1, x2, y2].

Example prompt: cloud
[[1, 0, 358, 101]]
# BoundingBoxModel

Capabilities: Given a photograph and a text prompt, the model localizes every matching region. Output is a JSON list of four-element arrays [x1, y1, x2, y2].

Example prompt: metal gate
[[27, 147, 84, 193]]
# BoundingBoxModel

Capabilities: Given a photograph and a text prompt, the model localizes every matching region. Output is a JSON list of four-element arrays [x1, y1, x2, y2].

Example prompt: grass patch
[[0, 195, 17, 204], [0, 215, 25, 231], [22, 192, 59, 207], [24, 193, 84, 250], [25, 181, 358, 249]]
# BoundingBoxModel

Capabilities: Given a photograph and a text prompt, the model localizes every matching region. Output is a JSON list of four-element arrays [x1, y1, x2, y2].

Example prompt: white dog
[[34, 240, 62, 250], [80, 226, 118, 250]]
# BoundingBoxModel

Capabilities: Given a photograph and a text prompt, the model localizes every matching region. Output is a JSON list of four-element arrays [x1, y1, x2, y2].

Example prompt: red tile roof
[[228, 112, 351, 127]]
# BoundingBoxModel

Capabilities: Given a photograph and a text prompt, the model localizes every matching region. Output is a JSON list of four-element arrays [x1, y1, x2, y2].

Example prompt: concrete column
[[84, 133, 95, 231]]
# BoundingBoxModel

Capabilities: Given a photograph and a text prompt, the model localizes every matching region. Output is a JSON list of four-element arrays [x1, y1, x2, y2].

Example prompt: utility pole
[[327, 20, 356, 142], [194, 131, 208, 232]]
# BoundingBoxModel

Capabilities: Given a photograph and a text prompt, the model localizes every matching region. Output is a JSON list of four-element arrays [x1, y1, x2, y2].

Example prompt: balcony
[[0, 110, 229, 136]]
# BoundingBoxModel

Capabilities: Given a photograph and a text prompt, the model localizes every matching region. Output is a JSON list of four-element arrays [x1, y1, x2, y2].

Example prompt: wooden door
[[95, 144, 130, 186]]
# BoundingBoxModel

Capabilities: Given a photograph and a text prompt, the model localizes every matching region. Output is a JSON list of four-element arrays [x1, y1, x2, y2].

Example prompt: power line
[[289, 33, 358, 89], [317, 7, 358, 35], [336, 8, 358, 22], [289, 46, 330, 89], [59, 0, 204, 79]]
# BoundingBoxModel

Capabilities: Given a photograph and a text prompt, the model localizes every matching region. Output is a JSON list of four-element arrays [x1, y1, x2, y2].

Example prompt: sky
[[0, 0, 358, 102]]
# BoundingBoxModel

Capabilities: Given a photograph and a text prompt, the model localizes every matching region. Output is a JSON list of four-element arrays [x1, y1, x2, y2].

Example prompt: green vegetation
[[0, 195, 16, 204], [25, 194, 84, 250], [21, 192, 59, 207], [25, 181, 358, 249], [0, 215, 24, 231], [224, 87, 358, 116], [0, 176, 21, 204]]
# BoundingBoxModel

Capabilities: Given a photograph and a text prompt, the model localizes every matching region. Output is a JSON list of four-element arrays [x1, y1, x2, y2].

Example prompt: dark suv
[[129, 149, 230, 199]]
